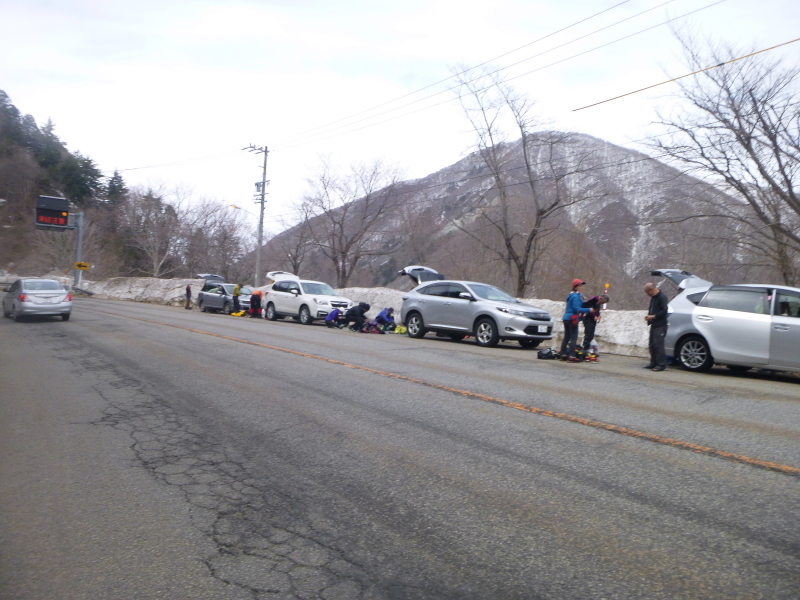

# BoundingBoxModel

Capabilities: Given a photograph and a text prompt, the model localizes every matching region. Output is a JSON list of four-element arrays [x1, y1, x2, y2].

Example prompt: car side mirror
[[291, 289, 299, 295], [459, 292, 475, 301]]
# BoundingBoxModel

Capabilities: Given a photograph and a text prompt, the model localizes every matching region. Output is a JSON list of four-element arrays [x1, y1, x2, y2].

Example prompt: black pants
[[649, 324, 668, 368], [560, 320, 579, 357], [233, 296, 240, 312], [582, 319, 597, 351], [344, 315, 365, 331]]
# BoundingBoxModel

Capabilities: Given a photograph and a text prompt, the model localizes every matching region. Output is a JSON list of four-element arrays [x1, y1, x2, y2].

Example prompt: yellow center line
[[99, 309, 800, 478]]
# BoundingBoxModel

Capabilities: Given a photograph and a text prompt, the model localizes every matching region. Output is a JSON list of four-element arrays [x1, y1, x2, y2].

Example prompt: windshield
[[467, 283, 518, 303], [240, 286, 253, 295], [301, 282, 337, 296], [24, 280, 63, 291]]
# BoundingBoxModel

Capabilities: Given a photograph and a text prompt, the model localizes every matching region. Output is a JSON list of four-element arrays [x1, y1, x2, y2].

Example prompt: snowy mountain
[[265, 133, 736, 308]]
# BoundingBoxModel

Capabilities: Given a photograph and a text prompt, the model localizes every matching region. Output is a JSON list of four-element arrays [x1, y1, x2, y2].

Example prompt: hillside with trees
[[0, 90, 255, 283]]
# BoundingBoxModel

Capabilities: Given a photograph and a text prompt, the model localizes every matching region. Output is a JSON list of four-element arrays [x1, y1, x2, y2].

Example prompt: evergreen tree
[[0, 90, 24, 153], [106, 170, 129, 205], [59, 152, 104, 206]]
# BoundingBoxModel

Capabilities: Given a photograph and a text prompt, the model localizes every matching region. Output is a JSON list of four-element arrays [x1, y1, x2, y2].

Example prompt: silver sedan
[[2, 278, 73, 321]]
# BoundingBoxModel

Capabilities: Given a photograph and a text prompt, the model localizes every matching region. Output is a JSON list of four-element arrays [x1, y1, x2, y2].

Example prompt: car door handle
[[696, 315, 713, 322], [444, 302, 452, 306], [773, 325, 791, 331]]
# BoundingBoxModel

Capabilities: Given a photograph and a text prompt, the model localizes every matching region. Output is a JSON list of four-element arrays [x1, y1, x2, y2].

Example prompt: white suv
[[263, 274, 352, 324]]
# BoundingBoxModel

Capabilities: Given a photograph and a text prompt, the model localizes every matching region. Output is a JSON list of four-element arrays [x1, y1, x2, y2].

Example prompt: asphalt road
[[1, 297, 799, 600]]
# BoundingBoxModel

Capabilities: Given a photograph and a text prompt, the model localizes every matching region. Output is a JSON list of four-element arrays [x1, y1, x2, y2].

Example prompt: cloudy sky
[[2, 0, 799, 234]]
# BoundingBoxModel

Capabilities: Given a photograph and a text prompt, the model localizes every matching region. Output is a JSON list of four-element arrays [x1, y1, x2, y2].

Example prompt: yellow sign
[[74, 262, 89, 270]]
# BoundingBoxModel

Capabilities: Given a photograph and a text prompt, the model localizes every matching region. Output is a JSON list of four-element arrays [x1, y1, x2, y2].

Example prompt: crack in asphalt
[[55, 340, 384, 600]]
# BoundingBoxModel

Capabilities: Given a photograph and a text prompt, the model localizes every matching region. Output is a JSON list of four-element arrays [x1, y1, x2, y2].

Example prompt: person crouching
[[375, 307, 396, 331]]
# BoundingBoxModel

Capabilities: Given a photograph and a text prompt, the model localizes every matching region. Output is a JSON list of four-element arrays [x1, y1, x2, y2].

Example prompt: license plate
[[537, 325, 548, 333]]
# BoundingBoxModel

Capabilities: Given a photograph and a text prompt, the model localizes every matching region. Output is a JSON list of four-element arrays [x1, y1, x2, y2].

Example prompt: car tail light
[[18, 293, 28, 302], [66, 294, 73, 301]]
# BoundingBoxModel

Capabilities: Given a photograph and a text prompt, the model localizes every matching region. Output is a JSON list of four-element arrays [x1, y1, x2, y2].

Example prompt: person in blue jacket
[[559, 279, 593, 362], [375, 307, 396, 331]]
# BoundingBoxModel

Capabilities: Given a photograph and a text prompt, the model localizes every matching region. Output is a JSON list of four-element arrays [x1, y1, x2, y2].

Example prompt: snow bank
[[339, 287, 649, 358], [83, 277, 205, 306]]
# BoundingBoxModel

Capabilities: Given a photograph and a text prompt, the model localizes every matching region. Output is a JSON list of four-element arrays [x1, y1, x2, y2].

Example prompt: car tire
[[199, 301, 207, 313], [406, 312, 427, 338], [449, 333, 466, 341], [2, 305, 9, 318], [677, 335, 714, 372], [475, 317, 500, 347], [223, 302, 232, 315], [61, 313, 70, 321], [726, 365, 753, 374], [518, 339, 541, 349], [299, 305, 313, 325], [266, 303, 278, 321], [10, 307, 21, 322]]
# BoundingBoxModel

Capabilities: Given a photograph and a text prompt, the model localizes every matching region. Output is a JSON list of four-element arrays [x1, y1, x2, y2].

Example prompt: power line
[[273, 0, 636, 145], [273, 1, 723, 152], [273, 0, 683, 150], [573, 36, 800, 111]]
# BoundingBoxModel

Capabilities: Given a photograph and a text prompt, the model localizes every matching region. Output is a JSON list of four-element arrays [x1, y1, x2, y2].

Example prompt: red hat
[[572, 279, 586, 288]]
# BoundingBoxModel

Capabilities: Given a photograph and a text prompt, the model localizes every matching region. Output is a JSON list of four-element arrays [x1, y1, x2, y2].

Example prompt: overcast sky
[[2, 0, 799, 234]]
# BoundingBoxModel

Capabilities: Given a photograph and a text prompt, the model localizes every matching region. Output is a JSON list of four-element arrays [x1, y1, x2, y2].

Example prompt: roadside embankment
[[55, 278, 649, 358]]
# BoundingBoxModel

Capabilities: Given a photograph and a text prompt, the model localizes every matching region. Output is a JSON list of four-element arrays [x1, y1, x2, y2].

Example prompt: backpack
[[537, 348, 556, 360]]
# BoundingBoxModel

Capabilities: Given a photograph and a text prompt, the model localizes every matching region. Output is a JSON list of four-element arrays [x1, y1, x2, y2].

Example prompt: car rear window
[[23, 280, 63, 291], [419, 284, 449, 297], [775, 291, 800, 317], [699, 288, 769, 314]]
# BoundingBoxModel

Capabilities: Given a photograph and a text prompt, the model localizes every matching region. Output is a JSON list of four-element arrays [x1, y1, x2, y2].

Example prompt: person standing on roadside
[[644, 282, 669, 371], [232, 282, 242, 313], [559, 279, 592, 362], [184, 284, 192, 310]]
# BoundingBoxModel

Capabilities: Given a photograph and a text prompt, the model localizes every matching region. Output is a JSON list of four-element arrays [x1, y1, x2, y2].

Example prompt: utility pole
[[243, 144, 269, 287]]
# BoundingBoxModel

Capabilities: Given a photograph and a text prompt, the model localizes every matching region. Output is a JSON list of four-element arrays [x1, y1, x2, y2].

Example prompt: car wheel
[[199, 300, 207, 313], [223, 302, 232, 315], [2, 305, 9, 318], [677, 336, 714, 372], [406, 312, 427, 338], [449, 333, 466, 341], [475, 318, 500, 347], [61, 313, 70, 321], [518, 339, 541, 349], [10, 307, 22, 322], [726, 365, 753, 374], [299, 305, 313, 325], [266, 303, 278, 321]]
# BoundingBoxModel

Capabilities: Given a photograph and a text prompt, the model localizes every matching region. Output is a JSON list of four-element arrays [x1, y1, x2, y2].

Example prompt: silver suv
[[660, 274, 800, 374], [400, 280, 553, 348]]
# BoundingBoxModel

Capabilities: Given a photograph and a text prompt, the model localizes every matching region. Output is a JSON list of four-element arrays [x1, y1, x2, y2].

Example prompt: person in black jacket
[[644, 283, 669, 371], [343, 302, 370, 332], [581, 294, 609, 353]]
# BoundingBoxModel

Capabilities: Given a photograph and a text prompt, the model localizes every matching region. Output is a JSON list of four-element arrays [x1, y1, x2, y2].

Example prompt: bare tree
[[272, 203, 315, 276], [302, 157, 403, 288], [453, 67, 603, 297], [179, 199, 251, 281], [652, 34, 800, 285], [118, 187, 183, 277]]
